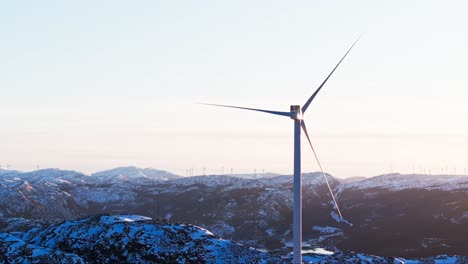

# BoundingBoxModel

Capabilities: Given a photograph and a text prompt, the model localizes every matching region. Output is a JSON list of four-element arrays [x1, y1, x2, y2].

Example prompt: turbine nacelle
[[290, 105, 303, 120]]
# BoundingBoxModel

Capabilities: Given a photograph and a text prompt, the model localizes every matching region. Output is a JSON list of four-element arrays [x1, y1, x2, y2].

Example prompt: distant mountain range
[[0, 167, 467, 259]]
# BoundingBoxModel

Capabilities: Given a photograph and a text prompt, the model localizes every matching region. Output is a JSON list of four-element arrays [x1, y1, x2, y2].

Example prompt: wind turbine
[[203, 39, 358, 264]]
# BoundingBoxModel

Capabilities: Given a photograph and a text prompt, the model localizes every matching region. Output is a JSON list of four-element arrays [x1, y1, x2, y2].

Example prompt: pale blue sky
[[1, 1, 468, 177]]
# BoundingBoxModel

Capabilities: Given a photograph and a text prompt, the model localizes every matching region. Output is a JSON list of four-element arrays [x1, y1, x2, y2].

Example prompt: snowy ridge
[[2, 214, 285, 264], [0, 169, 21, 176], [2, 168, 468, 192], [19, 169, 88, 184], [167, 173, 334, 190], [228, 172, 281, 179], [169, 175, 258, 188], [343, 173, 468, 191], [100, 215, 152, 223], [91, 166, 180, 182]]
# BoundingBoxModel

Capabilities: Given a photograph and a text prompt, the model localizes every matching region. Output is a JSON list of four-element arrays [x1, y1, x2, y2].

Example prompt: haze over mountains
[[0, 166, 467, 262]]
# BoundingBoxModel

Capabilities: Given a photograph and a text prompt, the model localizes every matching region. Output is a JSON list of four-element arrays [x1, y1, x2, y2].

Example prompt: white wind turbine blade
[[301, 120, 344, 220], [200, 103, 291, 117], [302, 37, 360, 114]]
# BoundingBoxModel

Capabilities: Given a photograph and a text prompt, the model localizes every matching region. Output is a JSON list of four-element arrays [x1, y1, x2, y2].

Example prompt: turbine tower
[[203, 39, 358, 264]]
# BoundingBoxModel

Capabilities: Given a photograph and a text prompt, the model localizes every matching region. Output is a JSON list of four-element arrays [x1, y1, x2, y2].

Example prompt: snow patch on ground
[[31, 248, 49, 257], [108, 215, 152, 223], [302, 248, 334, 255], [312, 226, 341, 234], [433, 255, 460, 264], [330, 212, 353, 226]]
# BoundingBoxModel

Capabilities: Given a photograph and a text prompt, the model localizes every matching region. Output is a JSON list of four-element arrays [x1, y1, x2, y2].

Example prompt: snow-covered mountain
[[0, 168, 21, 176], [1, 214, 285, 263], [342, 173, 468, 191], [0, 168, 467, 259], [1, 214, 466, 264], [91, 166, 180, 182]]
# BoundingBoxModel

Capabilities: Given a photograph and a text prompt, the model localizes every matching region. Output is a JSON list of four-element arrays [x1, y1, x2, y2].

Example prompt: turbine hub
[[290, 105, 302, 120]]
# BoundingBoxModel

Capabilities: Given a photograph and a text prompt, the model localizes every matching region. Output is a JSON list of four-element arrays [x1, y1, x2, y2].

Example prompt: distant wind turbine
[[202, 39, 359, 264]]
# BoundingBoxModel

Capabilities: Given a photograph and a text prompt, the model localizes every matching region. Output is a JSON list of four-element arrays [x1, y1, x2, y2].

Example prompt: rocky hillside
[[1, 214, 467, 264], [337, 174, 468, 257], [0, 167, 467, 258], [1, 214, 284, 263]]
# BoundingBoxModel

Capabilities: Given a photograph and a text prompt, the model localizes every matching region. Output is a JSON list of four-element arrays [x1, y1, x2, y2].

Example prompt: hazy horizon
[[2, 164, 467, 181]]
